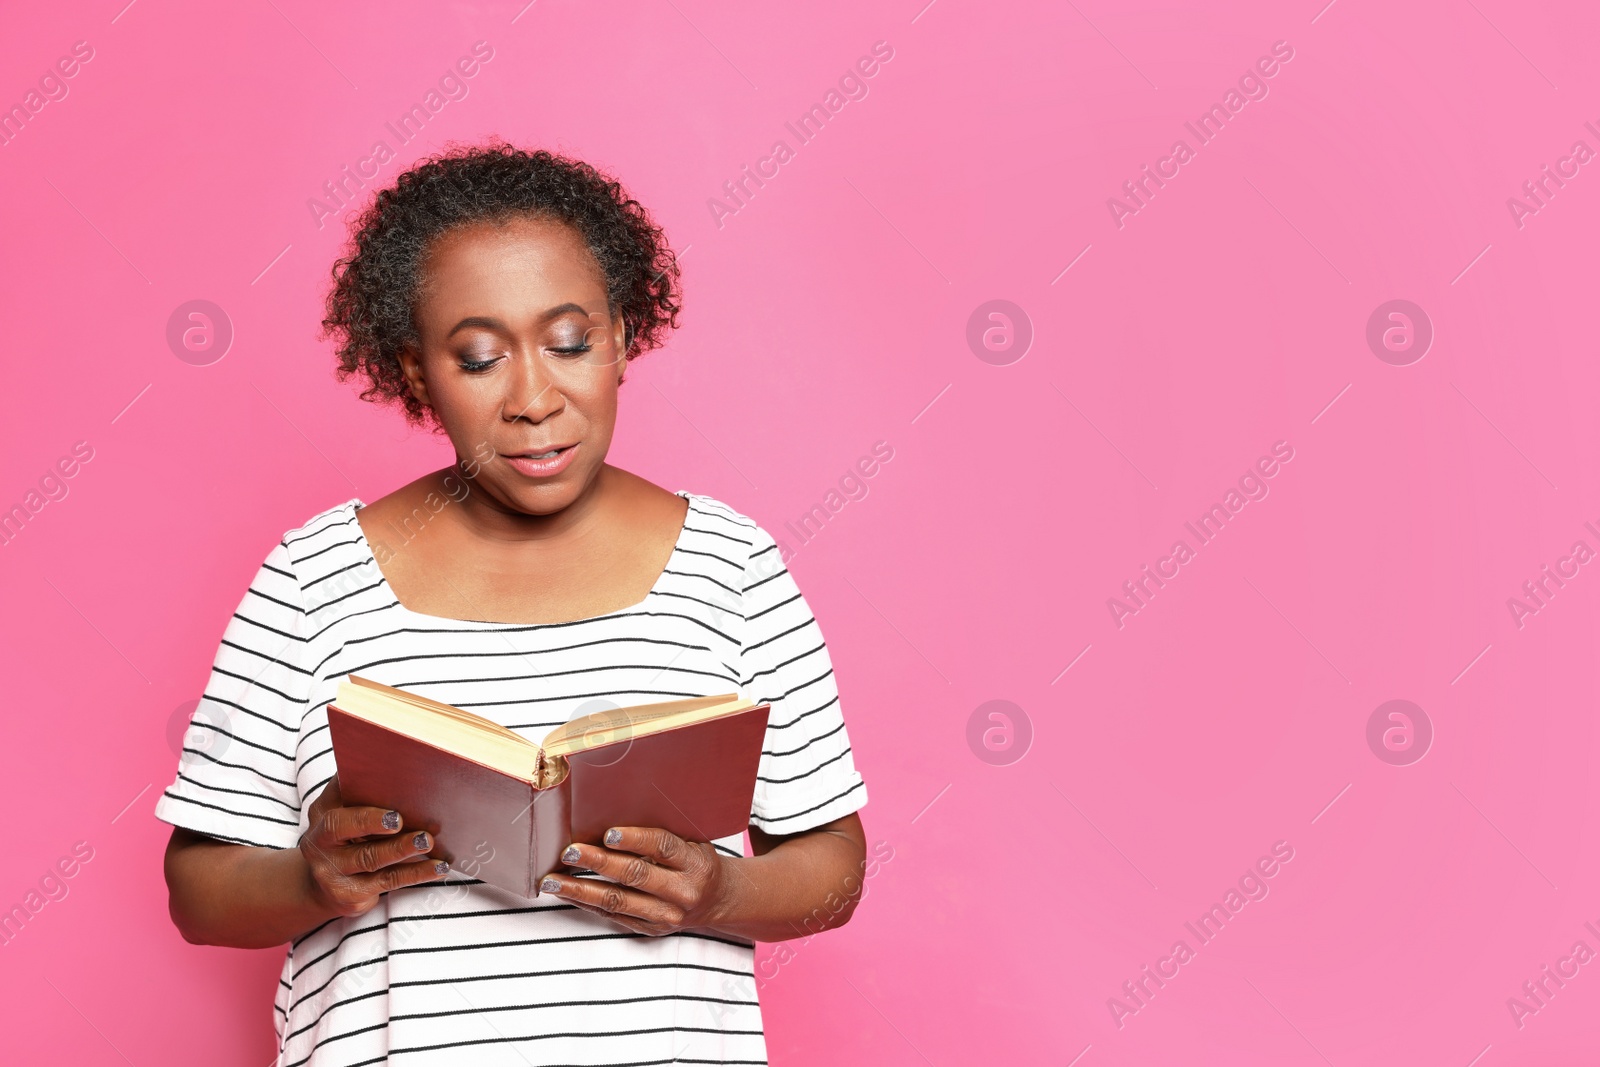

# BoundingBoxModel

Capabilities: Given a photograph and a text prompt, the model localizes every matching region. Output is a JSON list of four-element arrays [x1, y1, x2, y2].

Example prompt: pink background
[[3, 0, 1598, 1062]]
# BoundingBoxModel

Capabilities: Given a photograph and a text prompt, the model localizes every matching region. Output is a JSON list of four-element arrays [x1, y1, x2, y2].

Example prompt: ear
[[614, 315, 629, 383], [398, 343, 431, 409]]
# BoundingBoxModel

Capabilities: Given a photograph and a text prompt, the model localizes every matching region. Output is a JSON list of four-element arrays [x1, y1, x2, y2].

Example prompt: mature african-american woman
[[159, 143, 871, 1066]]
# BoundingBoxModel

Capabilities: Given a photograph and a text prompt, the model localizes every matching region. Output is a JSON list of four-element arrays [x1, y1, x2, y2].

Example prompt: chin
[[495, 470, 594, 516]]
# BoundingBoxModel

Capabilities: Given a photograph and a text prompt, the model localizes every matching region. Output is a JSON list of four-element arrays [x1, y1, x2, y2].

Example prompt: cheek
[[422, 367, 504, 435], [574, 375, 621, 448]]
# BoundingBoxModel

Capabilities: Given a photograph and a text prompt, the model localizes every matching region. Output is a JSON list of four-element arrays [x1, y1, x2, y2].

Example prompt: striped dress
[[154, 491, 868, 1066]]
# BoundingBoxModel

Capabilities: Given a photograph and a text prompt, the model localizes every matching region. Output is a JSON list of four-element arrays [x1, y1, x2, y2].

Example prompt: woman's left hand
[[541, 826, 734, 936]]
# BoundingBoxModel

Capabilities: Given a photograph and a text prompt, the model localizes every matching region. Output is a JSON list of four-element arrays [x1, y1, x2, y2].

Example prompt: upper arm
[[738, 527, 869, 838], [747, 811, 865, 858], [153, 540, 318, 851]]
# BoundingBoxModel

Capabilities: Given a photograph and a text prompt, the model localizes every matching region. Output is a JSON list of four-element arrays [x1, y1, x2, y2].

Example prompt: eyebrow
[[445, 304, 592, 338]]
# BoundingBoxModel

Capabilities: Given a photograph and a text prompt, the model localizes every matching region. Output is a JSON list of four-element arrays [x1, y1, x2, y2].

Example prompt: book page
[[336, 677, 542, 781], [345, 675, 531, 744], [540, 694, 752, 758]]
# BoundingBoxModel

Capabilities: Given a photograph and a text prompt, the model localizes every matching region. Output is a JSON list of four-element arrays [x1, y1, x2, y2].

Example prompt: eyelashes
[[457, 345, 593, 373]]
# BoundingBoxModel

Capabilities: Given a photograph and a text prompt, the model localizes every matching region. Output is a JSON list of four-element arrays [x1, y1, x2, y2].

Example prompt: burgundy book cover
[[326, 703, 769, 899]]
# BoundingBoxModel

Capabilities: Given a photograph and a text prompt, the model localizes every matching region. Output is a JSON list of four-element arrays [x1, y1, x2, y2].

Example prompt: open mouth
[[503, 443, 579, 477]]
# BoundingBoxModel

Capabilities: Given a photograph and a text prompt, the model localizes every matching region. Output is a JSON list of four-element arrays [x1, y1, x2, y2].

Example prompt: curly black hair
[[322, 141, 682, 426]]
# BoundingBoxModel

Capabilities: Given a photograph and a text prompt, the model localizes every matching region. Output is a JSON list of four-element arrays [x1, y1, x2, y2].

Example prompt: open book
[[327, 675, 770, 898]]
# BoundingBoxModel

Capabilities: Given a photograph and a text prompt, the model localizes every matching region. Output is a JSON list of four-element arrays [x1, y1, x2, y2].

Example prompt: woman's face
[[400, 215, 627, 517]]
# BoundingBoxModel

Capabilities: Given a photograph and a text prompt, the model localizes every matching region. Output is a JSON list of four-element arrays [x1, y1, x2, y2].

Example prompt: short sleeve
[[153, 541, 315, 850], [740, 526, 867, 834]]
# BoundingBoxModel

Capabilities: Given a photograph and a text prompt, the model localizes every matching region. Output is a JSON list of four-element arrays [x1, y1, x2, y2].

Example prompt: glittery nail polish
[[434, 860, 450, 875], [604, 828, 622, 846], [561, 844, 581, 864], [382, 810, 400, 831], [540, 877, 562, 895], [413, 832, 430, 851]]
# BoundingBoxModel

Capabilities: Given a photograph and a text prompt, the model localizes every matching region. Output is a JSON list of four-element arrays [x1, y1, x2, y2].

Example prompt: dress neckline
[[342, 490, 695, 627]]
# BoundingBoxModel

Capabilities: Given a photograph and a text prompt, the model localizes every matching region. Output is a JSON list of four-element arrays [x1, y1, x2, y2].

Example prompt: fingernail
[[604, 828, 622, 846], [434, 860, 450, 875], [540, 877, 562, 895], [561, 844, 581, 864], [383, 811, 400, 830], [413, 832, 430, 851]]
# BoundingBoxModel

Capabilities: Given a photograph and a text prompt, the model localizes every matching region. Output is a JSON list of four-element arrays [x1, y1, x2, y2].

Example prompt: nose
[[502, 349, 563, 424]]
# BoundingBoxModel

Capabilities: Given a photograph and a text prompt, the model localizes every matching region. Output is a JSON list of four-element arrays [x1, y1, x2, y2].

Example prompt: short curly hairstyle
[[322, 141, 682, 426]]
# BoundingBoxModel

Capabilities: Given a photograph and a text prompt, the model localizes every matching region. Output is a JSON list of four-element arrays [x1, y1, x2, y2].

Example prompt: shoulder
[[279, 498, 363, 547], [277, 498, 365, 560], [680, 492, 767, 552], [679, 493, 789, 584], [251, 498, 368, 593]]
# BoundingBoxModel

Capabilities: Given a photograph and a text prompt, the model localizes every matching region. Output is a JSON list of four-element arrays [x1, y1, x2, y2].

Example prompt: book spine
[[534, 780, 547, 895]]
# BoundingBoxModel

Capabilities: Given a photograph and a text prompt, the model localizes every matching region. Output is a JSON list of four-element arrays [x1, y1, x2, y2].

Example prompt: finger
[[600, 826, 694, 871], [356, 855, 452, 896], [320, 802, 406, 846], [336, 829, 438, 876], [540, 873, 684, 927], [561, 842, 677, 900], [563, 897, 671, 936]]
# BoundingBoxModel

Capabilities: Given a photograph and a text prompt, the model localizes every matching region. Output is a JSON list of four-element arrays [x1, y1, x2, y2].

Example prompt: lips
[[502, 443, 580, 478]]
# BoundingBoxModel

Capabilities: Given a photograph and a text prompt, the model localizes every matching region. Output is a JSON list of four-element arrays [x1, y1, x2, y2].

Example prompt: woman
[[159, 143, 870, 1066]]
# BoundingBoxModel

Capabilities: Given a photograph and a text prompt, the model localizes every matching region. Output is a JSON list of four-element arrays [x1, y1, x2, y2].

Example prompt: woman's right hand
[[298, 776, 449, 918]]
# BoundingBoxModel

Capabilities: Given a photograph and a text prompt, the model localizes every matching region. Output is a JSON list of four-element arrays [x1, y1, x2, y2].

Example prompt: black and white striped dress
[[154, 491, 868, 1066]]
